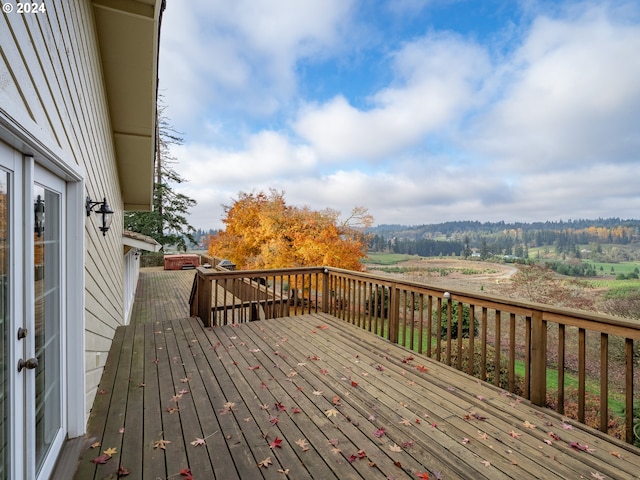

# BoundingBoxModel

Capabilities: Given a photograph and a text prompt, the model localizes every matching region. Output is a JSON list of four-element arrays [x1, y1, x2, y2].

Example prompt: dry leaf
[[90, 441, 101, 449], [103, 447, 117, 456], [295, 439, 310, 451], [153, 439, 171, 449], [257, 456, 272, 468], [523, 420, 536, 429], [325, 408, 339, 417], [389, 443, 402, 452], [190, 437, 206, 447]]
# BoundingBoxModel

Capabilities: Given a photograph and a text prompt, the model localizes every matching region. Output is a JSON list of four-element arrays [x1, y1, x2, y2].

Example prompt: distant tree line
[[367, 218, 640, 260]]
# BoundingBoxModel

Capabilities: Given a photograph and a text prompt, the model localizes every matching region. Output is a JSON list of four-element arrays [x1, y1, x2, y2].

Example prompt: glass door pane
[[33, 184, 61, 474], [0, 169, 9, 479]]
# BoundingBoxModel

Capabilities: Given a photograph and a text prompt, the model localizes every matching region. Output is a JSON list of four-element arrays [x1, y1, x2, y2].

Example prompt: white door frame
[[0, 118, 85, 478]]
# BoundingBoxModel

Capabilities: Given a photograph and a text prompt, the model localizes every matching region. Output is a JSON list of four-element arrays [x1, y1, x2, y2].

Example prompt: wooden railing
[[190, 265, 640, 445]]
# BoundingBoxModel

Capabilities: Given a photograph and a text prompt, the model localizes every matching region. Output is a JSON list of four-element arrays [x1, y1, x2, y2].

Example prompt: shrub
[[437, 302, 478, 339]]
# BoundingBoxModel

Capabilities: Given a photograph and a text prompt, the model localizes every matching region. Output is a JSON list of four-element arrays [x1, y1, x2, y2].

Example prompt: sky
[[158, 0, 640, 231]]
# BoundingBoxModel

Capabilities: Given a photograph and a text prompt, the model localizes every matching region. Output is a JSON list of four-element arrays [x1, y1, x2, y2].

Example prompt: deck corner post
[[322, 268, 330, 313], [530, 310, 547, 406], [197, 269, 213, 327], [389, 285, 400, 344]]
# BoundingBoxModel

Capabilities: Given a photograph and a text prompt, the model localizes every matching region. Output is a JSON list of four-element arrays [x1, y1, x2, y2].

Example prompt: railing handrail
[[199, 265, 640, 334]]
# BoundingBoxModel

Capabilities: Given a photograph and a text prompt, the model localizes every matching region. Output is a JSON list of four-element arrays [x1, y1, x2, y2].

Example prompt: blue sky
[[159, 0, 640, 230]]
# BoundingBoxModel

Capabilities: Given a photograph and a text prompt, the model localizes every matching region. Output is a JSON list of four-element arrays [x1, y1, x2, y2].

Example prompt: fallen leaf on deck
[[389, 443, 402, 452], [313, 390, 323, 396], [376, 365, 384, 371], [461, 437, 470, 444], [373, 427, 385, 438], [117, 466, 131, 476], [103, 447, 117, 456], [328, 438, 339, 447], [477, 431, 489, 440], [331, 447, 341, 454], [178, 389, 189, 395], [325, 408, 339, 418], [270, 437, 283, 449], [91, 454, 111, 464], [180, 468, 193, 479], [278, 468, 290, 474], [523, 420, 536, 429], [248, 365, 260, 370], [481, 460, 491, 467], [402, 440, 414, 449], [180, 377, 189, 383], [544, 439, 553, 445], [400, 419, 411, 426], [332, 395, 341, 405], [548, 431, 561, 441], [509, 431, 521, 439], [90, 441, 101, 449], [260, 403, 270, 410], [154, 439, 171, 449], [292, 407, 301, 414], [416, 365, 429, 373], [610, 451, 622, 458], [274, 401, 286, 412], [591, 472, 606, 479], [166, 406, 179, 414], [560, 421, 574, 430], [269, 416, 279, 425], [415, 472, 430, 479], [351, 381, 358, 387], [258, 456, 272, 468], [190, 437, 206, 447], [295, 438, 310, 451], [118, 427, 125, 434]]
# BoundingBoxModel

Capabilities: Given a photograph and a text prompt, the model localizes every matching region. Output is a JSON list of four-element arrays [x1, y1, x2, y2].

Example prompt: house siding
[[1, 1, 128, 420]]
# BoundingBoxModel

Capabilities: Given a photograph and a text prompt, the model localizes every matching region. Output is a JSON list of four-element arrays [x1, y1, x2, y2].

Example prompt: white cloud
[[160, 0, 355, 130], [293, 33, 490, 160], [471, 4, 640, 170]]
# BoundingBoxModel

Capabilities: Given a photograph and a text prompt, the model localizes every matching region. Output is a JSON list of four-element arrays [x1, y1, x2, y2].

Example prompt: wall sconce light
[[86, 196, 114, 236], [34, 194, 45, 237]]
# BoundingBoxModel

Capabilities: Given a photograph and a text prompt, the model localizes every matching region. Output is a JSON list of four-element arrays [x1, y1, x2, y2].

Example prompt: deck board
[[74, 269, 640, 479]]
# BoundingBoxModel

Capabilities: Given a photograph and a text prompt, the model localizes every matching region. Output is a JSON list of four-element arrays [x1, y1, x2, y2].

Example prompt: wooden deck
[[73, 270, 640, 479]]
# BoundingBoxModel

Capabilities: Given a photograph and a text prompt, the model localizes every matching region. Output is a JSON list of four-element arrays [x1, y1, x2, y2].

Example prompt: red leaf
[[373, 427, 385, 438], [91, 454, 111, 464], [292, 407, 301, 414], [117, 466, 131, 476], [351, 381, 358, 387], [416, 473, 430, 480], [270, 436, 283, 449], [274, 402, 286, 412]]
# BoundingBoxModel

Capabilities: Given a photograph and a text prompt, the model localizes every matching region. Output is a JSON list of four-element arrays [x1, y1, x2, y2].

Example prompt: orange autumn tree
[[208, 190, 373, 271]]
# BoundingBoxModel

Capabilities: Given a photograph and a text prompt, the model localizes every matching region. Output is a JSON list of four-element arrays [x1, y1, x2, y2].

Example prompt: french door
[[0, 141, 66, 479]]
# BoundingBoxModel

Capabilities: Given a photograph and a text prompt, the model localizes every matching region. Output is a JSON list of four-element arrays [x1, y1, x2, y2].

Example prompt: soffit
[[92, 0, 162, 211]]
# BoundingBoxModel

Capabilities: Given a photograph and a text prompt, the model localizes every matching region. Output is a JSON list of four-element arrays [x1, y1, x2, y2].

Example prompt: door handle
[[18, 357, 38, 373]]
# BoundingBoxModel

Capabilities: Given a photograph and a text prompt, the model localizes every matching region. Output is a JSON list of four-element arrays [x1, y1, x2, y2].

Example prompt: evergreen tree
[[124, 103, 196, 252]]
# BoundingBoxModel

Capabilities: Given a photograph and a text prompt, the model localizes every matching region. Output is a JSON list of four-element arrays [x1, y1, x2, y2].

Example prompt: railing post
[[530, 310, 547, 406], [322, 268, 330, 313], [389, 285, 400, 344], [197, 270, 212, 327]]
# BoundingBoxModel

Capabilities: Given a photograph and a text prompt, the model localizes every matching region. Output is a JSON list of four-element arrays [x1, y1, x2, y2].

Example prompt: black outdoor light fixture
[[34, 194, 45, 237], [86, 196, 114, 236]]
